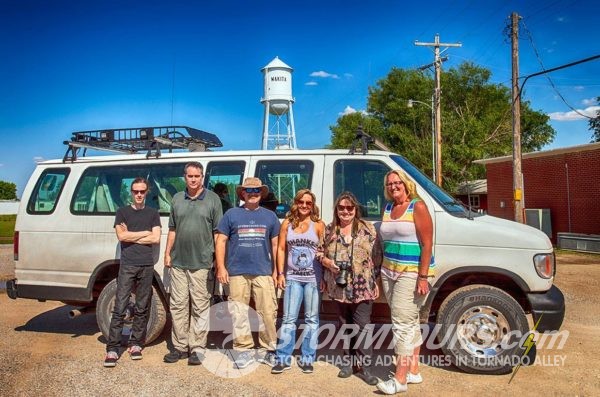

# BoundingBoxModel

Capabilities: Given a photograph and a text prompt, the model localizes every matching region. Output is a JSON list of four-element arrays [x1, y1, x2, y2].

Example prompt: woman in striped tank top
[[376, 170, 434, 395], [271, 189, 325, 374]]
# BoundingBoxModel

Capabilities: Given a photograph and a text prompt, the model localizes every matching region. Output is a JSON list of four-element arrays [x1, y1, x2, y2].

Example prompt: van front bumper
[[6, 279, 18, 300], [527, 285, 565, 332]]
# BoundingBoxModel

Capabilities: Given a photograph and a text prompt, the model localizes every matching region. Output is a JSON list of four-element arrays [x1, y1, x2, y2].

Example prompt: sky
[[1, 0, 599, 197]]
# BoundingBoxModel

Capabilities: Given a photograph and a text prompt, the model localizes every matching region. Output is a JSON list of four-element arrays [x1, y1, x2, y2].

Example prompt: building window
[[469, 195, 480, 208]]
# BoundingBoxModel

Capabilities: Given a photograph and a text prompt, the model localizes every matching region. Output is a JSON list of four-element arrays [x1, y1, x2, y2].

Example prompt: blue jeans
[[276, 279, 320, 365]]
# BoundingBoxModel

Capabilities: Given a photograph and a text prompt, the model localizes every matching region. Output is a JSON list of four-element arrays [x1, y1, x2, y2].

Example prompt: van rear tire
[[96, 278, 167, 346]]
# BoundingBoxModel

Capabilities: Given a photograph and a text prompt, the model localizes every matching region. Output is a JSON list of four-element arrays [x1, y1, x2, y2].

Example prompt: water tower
[[261, 56, 297, 150]]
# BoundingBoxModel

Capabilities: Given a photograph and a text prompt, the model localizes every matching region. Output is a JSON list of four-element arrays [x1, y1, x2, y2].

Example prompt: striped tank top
[[379, 199, 435, 278]]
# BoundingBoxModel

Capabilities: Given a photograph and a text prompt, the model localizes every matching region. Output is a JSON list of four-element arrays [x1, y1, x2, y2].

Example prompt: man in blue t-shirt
[[104, 177, 161, 368], [215, 177, 280, 370]]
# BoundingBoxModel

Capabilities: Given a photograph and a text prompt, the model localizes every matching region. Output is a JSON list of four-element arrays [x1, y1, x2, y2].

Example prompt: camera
[[335, 261, 351, 288]]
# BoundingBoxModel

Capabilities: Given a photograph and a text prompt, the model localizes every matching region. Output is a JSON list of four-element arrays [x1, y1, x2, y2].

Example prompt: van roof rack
[[63, 126, 222, 162], [348, 125, 390, 155]]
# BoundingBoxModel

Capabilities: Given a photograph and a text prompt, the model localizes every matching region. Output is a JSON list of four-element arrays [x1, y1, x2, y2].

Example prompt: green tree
[[588, 96, 600, 142], [329, 62, 556, 191], [0, 181, 17, 200]]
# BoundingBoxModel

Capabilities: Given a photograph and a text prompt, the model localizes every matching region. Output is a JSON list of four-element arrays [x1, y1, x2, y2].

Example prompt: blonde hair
[[383, 170, 419, 201], [287, 189, 321, 228]]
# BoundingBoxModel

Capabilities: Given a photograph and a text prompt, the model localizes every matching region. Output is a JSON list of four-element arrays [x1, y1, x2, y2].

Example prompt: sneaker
[[337, 366, 352, 378], [407, 372, 423, 384], [298, 361, 314, 374], [104, 351, 119, 367], [233, 351, 255, 369], [376, 377, 408, 395], [271, 362, 292, 374], [163, 350, 189, 363], [257, 351, 277, 367], [358, 368, 378, 385], [128, 345, 143, 360], [188, 351, 203, 366]]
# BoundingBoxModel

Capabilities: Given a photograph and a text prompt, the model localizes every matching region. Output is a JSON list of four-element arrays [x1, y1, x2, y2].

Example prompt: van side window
[[256, 160, 313, 218], [71, 163, 185, 215], [27, 169, 70, 214], [334, 159, 390, 220], [205, 161, 245, 208]]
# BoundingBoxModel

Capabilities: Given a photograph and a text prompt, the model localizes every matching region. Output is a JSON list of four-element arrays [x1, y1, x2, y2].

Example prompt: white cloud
[[582, 97, 597, 106], [548, 105, 600, 121], [574, 86, 585, 92], [33, 156, 45, 163], [339, 105, 357, 116], [344, 73, 354, 78], [338, 105, 369, 117], [310, 70, 339, 79], [305, 81, 318, 86]]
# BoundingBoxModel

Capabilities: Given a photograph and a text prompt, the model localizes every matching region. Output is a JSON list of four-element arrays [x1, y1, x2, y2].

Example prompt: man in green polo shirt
[[163, 161, 223, 365]]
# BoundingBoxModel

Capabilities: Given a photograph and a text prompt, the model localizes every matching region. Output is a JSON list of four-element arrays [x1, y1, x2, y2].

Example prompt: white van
[[7, 126, 564, 374]]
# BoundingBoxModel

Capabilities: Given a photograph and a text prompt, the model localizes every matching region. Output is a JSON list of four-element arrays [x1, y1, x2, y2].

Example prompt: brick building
[[475, 142, 600, 243]]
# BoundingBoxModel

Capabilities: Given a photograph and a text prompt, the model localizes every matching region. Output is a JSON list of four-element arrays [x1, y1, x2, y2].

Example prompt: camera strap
[[333, 226, 355, 264]]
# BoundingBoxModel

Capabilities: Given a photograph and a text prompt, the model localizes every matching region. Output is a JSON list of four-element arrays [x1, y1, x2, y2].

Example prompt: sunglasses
[[337, 204, 355, 212], [297, 200, 313, 207], [244, 187, 261, 194], [131, 189, 147, 195]]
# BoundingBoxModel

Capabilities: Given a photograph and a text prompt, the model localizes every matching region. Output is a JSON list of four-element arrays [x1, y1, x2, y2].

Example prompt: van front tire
[[437, 284, 530, 375], [96, 279, 167, 346]]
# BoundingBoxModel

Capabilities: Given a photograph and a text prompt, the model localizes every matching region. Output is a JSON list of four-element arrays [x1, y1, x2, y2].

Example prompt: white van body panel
[[14, 149, 554, 296]]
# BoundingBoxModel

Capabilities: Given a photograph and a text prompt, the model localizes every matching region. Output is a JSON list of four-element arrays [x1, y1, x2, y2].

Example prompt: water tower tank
[[261, 56, 294, 115]]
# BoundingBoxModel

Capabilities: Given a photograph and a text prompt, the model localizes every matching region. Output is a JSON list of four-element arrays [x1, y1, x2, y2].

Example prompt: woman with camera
[[272, 189, 325, 374], [376, 170, 434, 395], [320, 191, 380, 385]]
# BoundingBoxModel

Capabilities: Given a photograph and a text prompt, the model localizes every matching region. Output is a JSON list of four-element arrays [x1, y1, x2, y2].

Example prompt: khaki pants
[[169, 267, 211, 353], [381, 274, 428, 356], [229, 275, 278, 351]]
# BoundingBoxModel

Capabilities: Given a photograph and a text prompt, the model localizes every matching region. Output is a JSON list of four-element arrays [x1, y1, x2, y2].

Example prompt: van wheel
[[436, 284, 530, 374], [96, 279, 167, 346]]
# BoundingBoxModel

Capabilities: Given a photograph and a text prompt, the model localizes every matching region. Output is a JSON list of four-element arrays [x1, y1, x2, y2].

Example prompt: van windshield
[[390, 155, 476, 217]]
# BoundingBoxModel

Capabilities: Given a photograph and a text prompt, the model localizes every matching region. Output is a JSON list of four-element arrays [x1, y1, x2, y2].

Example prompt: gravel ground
[[0, 244, 13, 281], [2, 247, 600, 396]]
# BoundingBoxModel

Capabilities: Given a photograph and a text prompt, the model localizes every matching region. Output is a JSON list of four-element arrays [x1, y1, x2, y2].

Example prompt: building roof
[[456, 179, 487, 195], [474, 141, 600, 165]]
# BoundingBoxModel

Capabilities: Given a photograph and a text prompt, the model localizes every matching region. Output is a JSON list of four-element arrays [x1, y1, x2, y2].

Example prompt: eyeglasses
[[244, 187, 261, 194], [297, 200, 313, 207], [337, 204, 355, 212], [385, 181, 404, 188], [131, 189, 147, 195]]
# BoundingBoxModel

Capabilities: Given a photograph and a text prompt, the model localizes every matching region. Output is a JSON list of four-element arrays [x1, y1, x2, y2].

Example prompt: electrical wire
[[521, 18, 594, 119]]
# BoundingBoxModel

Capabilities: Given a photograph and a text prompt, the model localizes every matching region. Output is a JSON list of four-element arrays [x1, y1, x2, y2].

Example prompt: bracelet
[[418, 274, 428, 279], [277, 273, 285, 277]]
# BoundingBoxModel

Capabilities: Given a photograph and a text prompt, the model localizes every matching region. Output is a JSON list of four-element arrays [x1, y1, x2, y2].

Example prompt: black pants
[[336, 300, 374, 368], [107, 264, 154, 352]]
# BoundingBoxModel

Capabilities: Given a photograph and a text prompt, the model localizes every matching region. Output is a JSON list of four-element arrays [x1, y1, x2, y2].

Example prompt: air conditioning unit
[[524, 208, 552, 238]]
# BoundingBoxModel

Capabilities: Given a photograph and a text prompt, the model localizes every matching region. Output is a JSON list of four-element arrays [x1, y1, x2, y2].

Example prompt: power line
[[521, 19, 594, 119]]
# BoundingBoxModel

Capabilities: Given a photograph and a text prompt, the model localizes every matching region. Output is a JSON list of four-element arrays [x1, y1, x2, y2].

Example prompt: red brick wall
[[485, 148, 600, 243]]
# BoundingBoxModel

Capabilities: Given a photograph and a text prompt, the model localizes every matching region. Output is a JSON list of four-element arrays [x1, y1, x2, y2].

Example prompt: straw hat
[[236, 177, 269, 201]]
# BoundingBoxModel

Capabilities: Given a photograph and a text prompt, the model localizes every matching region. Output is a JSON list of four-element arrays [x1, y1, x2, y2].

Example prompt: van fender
[[420, 266, 530, 321]]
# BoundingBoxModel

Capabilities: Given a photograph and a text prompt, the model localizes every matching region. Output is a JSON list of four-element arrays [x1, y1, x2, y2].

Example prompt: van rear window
[[27, 169, 70, 214]]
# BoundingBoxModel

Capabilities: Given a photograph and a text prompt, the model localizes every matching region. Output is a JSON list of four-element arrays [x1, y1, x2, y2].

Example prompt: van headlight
[[533, 253, 555, 279]]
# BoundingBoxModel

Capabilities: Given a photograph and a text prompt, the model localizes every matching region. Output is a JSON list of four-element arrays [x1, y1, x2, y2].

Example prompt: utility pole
[[415, 34, 461, 186], [511, 12, 524, 223]]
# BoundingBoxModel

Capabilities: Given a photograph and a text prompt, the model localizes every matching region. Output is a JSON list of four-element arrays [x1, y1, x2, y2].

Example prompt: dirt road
[[1, 246, 599, 396]]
